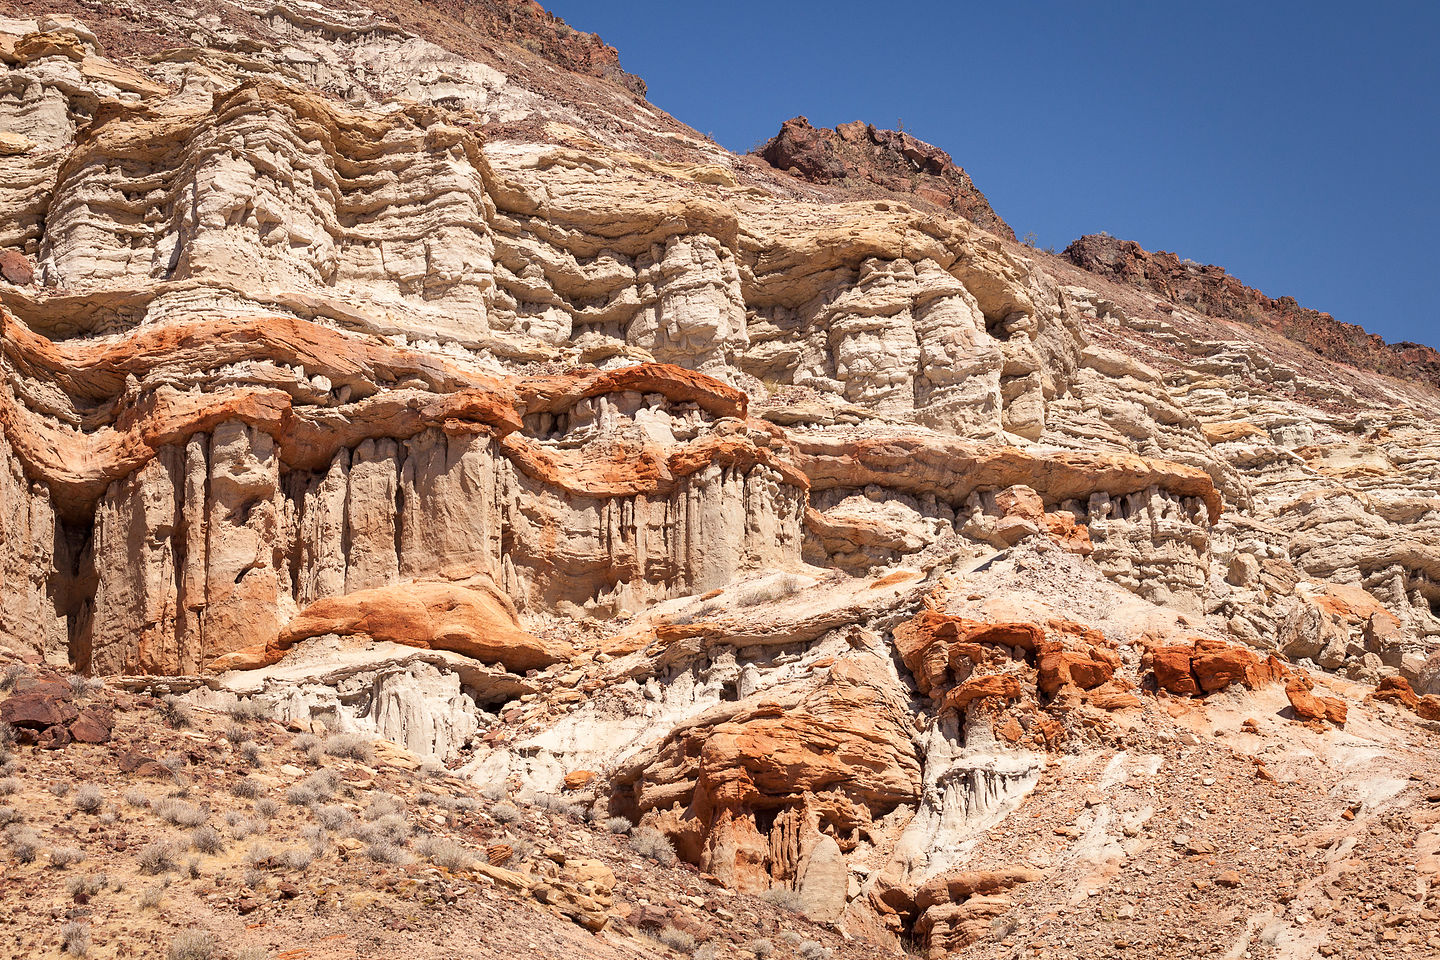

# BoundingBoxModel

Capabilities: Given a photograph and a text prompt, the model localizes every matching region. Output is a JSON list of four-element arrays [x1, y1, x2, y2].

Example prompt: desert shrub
[[186, 855, 201, 879], [239, 742, 263, 768], [48, 781, 71, 798], [66, 872, 106, 899], [49, 846, 85, 869], [123, 788, 150, 808], [285, 785, 317, 807], [253, 798, 279, 820], [798, 942, 831, 960], [223, 724, 248, 745], [629, 826, 676, 866], [762, 887, 804, 911], [154, 799, 207, 828], [138, 840, 178, 875], [364, 840, 413, 865], [190, 825, 224, 854], [232, 818, 266, 839], [747, 939, 774, 959], [139, 884, 165, 909], [0, 805, 19, 825], [245, 844, 273, 867], [61, 921, 90, 956], [657, 927, 696, 954], [301, 769, 338, 799], [606, 816, 633, 834], [0, 777, 19, 796], [371, 814, 410, 843], [508, 836, 536, 861], [159, 695, 192, 729], [227, 699, 266, 721], [362, 792, 404, 820], [74, 785, 103, 814], [279, 846, 314, 870], [415, 836, 475, 872], [694, 945, 717, 960], [776, 932, 803, 949], [0, 665, 25, 692], [243, 868, 265, 890], [322, 733, 373, 763], [231, 777, 262, 799], [451, 796, 478, 814], [167, 929, 214, 960], [6, 825, 39, 862], [536, 794, 586, 820], [489, 801, 521, 824], [478, 782, 505, 802], [292, 734, 324, 766], [312, 804, 351, 831]]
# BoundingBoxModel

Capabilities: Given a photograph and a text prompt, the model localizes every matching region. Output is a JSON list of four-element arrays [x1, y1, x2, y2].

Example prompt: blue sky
[[542, 1, 1439, 349]]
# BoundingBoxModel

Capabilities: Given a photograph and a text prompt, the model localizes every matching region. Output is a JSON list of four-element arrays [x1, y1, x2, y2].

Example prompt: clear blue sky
[[542, 1, 1438, 348]]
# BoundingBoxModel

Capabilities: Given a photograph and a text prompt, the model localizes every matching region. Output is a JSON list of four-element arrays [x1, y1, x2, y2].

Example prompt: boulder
[[1371, 676, 1440, 722], [0, 250, 34, 283], [0, 690, 79, 729], [1285, 676, 1347, 725], [1035, 622, 1118, 697], [1148, 638, 1285, 696]]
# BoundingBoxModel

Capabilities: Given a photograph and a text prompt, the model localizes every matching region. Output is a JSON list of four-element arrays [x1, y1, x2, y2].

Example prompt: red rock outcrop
[[1065, 233, 1440, 388], [0, 672, 112, 747], [893, 609, 1137, 738], [211, 575, 569, 674], [1370, 676, 1440, 722], [1148, 637, 1287, 696], [1035, 622, 1121, 697], [1285, 675, 1348, 726], [907, 867, 1043, 957], [616, 656, 921, 902], [758, 116, 1015, 239], [993, 484, 1094, 554], [893, 610, 1043, 697]]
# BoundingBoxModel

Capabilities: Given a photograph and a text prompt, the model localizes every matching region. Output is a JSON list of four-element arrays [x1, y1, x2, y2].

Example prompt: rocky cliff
[[757, 116, 1015, 240], [2, 3, 1439, 958]]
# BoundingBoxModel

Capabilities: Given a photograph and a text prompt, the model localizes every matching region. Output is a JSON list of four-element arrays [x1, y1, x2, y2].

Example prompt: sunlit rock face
[[2, 3, 1439, 954]]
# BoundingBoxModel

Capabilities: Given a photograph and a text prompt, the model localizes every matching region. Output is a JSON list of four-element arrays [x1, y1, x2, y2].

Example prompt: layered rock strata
[[2, 3, 1440, 956]]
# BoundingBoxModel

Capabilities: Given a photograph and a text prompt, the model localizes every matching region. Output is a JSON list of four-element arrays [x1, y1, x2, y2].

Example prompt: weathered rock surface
[[757, 116, 1015, 239], [2, 3, 1440, 957]]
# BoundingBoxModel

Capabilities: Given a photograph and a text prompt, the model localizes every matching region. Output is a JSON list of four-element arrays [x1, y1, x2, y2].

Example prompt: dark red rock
[[36, 724, 72, 749], [1064, 233, 1440, 389], [756, 117, 1014, 239], [0, 691, 79, 729], [115, 750, 156, 773], [70, 705, 114, 744], [628, 903, 671, 929], [0, 250, 33, 285], [759, 116, 845, 182]]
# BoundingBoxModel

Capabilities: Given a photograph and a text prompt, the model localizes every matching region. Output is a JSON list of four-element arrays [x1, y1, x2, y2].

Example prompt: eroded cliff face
[[2, 2, 1439, 955]]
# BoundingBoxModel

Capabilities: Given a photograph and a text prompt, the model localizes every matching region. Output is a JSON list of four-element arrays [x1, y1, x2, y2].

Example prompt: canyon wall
[[2, 3, 1439, 953]]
